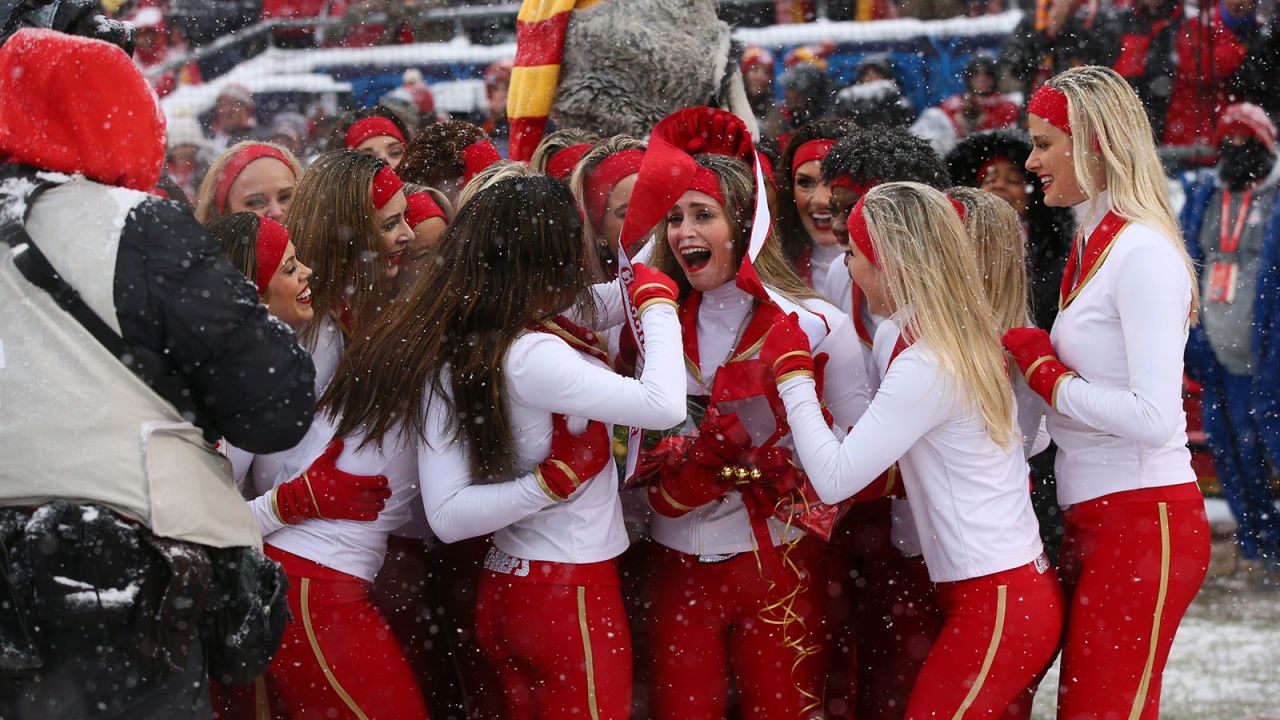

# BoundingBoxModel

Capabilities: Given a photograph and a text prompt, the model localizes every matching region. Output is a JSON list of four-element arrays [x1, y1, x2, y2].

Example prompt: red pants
[[259, 545, 430, 720], [646, 536, 831, 720], [1055, 483, 1211, 720], [474, 548, 632, 720], [824, 500, 943, 720], [905, 556, 1064, 720]]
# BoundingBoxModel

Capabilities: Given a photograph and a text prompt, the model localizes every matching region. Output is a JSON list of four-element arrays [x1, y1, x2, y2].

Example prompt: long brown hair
[[283, 150, 395, 346], [648, 153, 817, 303], [322, 174, 597, 479]]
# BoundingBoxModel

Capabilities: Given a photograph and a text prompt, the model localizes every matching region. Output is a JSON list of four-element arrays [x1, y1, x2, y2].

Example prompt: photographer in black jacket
[[0, 28, 314, 719]]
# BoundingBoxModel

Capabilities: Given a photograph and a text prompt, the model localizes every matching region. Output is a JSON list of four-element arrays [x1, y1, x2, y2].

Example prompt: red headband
[[585, 149, 644, 228], [829, 176, 880, 197], [216, 144, 293, 213], [254, 216, 291, 295], [848, 195, 878, 268], [1027, 85, 1071, 135], [686, 166, 725, 205], [405, 191, 445, 227], [977, 155, 1012, 185], [344, 116, 405, 149], [547, 143, 593, 179], [371, 164, 403, 209], [462, 140, 501, 184], [849, 193, 966, 270], [791, 139, 835, 178]]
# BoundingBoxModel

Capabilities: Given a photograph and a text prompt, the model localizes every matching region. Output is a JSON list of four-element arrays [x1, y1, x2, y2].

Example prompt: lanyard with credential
[[1208, 186, 1254, 304]]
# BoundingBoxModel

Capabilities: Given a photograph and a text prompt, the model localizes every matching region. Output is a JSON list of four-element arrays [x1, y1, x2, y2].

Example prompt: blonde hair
[[1046, 66, 1199, 318], [947, 186, 1031, 333], [649, 153, 817, 303], [194, 139, 303, 225], [403, 181, 455, 221], [568, 135, 646, 247], [863, 182, 1016, 448], [529, 127, 600, 174], [454, 160, 530, 210]]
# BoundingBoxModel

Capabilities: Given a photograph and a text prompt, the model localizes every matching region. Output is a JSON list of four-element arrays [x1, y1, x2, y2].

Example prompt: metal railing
[[147, 0, 781, 82]]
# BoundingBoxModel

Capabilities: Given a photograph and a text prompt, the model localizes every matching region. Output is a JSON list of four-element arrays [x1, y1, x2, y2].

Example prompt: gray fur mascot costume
[[506, 0, 757, 161]]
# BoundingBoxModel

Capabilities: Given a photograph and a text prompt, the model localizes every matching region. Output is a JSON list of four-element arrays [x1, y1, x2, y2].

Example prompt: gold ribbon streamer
[[746, 490, 823, 718]]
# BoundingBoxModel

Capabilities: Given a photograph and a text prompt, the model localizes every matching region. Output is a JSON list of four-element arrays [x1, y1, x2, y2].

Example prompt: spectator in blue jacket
[[1181, 102, 1280, 585]]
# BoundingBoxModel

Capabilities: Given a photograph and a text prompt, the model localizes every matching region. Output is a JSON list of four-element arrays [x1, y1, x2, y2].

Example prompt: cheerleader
[[774, 119, 856, 298], [399, 120, 502, 205], [530, 127, 600, 179], [194, 140, 302, 225], [203, 212, 396, 719], [637, 139, 874, 718], [820, 127, 952, 720], [773, 181, 1063, 718], [948, 186, 1052, 461], [569, 136, 646, 261], [325, 173, 686, 719], [1005, 66, 1210, 719], [945, 130, 1075, 332], [278, 150, 411, 375], [397, 183, 451, 291], [339, 110, 411, 169]]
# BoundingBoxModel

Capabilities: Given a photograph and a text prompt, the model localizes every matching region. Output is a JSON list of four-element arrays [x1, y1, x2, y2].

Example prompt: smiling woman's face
[[793, 160, 837, 247], [666, 190, 737, 293], [1026, 114, 1085, 207]]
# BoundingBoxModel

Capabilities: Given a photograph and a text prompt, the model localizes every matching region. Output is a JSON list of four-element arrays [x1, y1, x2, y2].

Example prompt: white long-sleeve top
[[809, 242, 845, 304], [1014, 374, 1052, 459], [649, 282, 873, 556], [257, 411, 421, 582], [248, 316, 345, 500], [779, 314, 1043, 582], [419, 302, 686, 563], [1048, 194, 1195, 506]]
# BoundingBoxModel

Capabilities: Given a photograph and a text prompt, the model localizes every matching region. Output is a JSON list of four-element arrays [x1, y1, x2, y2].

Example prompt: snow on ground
[[1030, 537, 1280, 720]]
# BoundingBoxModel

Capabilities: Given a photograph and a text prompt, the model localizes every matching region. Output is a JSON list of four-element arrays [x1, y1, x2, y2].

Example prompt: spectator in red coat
[[938, 54, 1019, 138], [1165, 0, 1262, 152], [128, 6, 201, 98]]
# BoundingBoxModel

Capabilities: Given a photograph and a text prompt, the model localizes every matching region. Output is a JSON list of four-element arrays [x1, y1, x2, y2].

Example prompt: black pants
[[0, 504, 211, 720], [2, 635, 210, 720]]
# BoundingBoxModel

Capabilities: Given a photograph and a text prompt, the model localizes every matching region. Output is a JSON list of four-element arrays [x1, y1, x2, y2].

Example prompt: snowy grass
[[1030, 541, 1280, 720]]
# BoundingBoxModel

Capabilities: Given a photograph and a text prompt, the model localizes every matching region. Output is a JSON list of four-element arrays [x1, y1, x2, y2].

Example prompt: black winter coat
[[110, 195, 316, 454]]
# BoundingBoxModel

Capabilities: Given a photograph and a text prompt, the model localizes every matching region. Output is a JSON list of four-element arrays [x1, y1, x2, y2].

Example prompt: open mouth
[[1039, 175, 1054, 191], [810, 212, 833, 232], [681, 247, 713, 273], [296, 286, 312, 305], [387, 251, 403, 266]]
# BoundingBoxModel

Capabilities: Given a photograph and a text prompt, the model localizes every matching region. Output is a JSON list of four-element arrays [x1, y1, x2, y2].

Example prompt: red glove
[[534, 414, 612, 501], [273, 438, 391, 523], [648, 409, 751, 517], [627, 263, 679, 314], [761, 312, 815, 385], [1002, 327, 1077, 408], [650, 107, 754, 162]]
